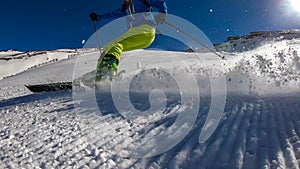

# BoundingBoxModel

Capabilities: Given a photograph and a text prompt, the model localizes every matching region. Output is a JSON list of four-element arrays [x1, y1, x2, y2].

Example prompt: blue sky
[[1, 0, 300, 51]]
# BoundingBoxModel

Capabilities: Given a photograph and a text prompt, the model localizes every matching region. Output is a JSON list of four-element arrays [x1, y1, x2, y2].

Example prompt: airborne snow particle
[[82, 40, 86, 45], [209, 9, 213, 13]]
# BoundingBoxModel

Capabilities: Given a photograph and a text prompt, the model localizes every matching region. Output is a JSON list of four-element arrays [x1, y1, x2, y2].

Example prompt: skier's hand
[[155, 12, 166, 24], [89, 12, 99, 21]]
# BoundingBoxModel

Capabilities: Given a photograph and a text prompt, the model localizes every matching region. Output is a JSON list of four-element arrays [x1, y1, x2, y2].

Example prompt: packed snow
[[0, 38, 299, 168]]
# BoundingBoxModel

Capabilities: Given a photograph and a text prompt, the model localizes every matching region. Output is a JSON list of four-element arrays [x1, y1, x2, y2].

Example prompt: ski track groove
[[212, 95, 247, 168], [284, 104, 300, 159], [193, 95, 242, 168], [168, 105, 211, 169], [275, 102, 298, 169], [242, 101, 260, 169], [150, 98, 212, 169], [155, 112, 204, 169], [278, 100, 300, 169], [229, 102, 252, 169], [257, 99, 271, 168], [128, 97, 209, 169], [130, 122, 176, 168], [267, 101, 286, 169], [209, 102, 245, 168], [289, 104, 300, 166]]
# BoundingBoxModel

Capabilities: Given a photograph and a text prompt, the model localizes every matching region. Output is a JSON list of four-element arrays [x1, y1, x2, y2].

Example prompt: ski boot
[[95, 54, 118, 81]]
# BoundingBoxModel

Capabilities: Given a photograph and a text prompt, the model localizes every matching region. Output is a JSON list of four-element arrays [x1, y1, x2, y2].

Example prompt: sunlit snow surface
[[0, 39, 299, 168]]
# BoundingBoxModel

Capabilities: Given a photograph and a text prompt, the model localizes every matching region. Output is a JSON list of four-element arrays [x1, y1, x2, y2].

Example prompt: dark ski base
[[25, 82, 73, 92], [25, 70, 125, 93]]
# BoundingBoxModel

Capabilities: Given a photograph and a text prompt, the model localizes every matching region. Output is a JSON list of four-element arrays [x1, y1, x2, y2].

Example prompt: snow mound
[[227, 39, 300, 95], [116, 38, 300, 96]]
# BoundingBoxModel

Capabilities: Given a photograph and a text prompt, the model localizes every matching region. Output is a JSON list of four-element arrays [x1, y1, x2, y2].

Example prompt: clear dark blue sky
[[1, 0, 299, 51]]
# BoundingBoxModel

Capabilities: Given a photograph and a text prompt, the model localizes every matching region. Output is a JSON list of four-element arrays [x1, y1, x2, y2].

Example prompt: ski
[[25, 82, 73, 93], [25, 69, 125, 93]]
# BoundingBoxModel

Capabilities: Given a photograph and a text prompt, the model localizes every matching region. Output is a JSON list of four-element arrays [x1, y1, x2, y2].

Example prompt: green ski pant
[[103, 24, 156, 63]]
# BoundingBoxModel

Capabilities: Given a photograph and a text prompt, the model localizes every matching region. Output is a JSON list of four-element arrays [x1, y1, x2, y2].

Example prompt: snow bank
[[116, 38, 300, 96], [0, 50, 81, 80], [0, 50, 22, 57], [225, 39, 300, 95]]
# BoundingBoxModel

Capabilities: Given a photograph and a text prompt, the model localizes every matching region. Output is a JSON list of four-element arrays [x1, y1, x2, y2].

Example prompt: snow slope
[[0, 38, 300, 168], [0, 49, 97, 80]]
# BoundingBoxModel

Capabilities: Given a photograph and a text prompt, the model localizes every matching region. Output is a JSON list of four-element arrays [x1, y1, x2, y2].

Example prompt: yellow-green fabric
[[103, 24, 156, 62]]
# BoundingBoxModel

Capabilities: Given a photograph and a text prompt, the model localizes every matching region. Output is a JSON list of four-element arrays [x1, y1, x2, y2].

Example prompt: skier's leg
[[121, 25, 156, 51], [103, 24, 156, 62], [96, 54, 118, 80], [97, 24, 155, 80]]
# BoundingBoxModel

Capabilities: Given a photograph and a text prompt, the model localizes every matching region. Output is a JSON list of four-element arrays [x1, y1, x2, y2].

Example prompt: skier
[[89, 0, 167, 80]]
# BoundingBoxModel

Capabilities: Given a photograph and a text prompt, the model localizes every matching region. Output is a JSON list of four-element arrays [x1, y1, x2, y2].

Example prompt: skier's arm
[[90, 9, 125, 22], [148, 0, 167, 13], [98, 8, 126, 20], [148, 0, 167, 24]]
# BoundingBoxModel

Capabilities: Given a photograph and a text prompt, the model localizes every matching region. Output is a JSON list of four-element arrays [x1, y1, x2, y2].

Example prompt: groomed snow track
[[0, 91, 299, 169]]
